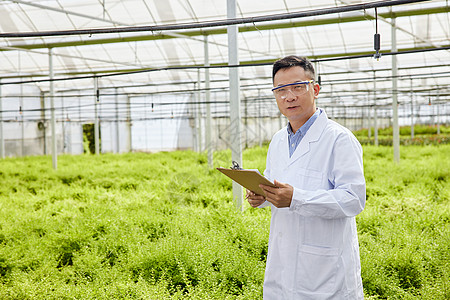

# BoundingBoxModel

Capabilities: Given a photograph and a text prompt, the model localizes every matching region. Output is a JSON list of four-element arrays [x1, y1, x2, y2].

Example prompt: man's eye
[[277, 88, 286, 93], [293, 85, 303, 90]]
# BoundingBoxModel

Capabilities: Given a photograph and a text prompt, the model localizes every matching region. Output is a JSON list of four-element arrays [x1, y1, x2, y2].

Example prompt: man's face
[[273, 66, 320, 127]]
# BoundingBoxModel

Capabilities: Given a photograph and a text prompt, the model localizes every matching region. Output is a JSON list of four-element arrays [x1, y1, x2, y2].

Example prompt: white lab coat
[[261, 109, 365, 300]]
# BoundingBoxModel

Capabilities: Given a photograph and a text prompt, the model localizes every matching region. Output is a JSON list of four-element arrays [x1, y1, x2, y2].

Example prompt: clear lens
[[272, 81, 311, 99]]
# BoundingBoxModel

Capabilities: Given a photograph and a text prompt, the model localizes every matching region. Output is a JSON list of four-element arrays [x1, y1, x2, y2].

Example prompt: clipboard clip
[[231, 161, 242, 170]]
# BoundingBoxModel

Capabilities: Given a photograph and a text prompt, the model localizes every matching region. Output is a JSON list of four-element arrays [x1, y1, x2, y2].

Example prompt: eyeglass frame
[[271, 80, 315, 99]]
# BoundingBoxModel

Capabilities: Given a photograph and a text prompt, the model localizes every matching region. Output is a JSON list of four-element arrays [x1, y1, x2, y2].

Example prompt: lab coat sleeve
[[289, 132, 366, 218]]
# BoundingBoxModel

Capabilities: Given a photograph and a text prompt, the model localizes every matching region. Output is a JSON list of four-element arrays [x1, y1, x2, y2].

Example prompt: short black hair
[[272, 55, 315, 82]]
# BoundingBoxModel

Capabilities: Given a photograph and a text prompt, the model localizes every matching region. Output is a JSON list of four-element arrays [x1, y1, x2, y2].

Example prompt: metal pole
[[49, 48, 57, 169], [436, 87, 440, 134], [343, 105, 347, 127], [367, 96, 371, 139], [190, 92, 197, 152], [204, 34, 213, 167], [228, 0, 243, 211], [127, 96, 132, 152], [197, 70, 202, 152], [0, 79, 4, 159], [410, 78, 414, 139], [391, 16, 400, 162], [40, 92, 46, 155], [373, 73, 378, 146], [20, 78, 24, 156], [61, 91, 66, 153], [244, 96, 248, 148], [94, 76, 100, 155], [115, 88, 120, 153], [258, 89, 262, 147]]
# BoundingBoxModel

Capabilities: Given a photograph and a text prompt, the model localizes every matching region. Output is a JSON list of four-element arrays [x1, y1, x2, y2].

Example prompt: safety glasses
[[271, 80, 314, 99]]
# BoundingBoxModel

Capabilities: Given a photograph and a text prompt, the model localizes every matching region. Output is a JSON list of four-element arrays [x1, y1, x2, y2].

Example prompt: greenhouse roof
[[0, 0, 449, 107]]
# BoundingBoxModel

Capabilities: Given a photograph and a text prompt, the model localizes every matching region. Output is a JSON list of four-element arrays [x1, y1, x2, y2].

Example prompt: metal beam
[[0, 45, 151, 69], [1, 5, 446, 51], [0, 0, 434, 38], [1, 43, 448, 82], [3, 0, 274, 60]]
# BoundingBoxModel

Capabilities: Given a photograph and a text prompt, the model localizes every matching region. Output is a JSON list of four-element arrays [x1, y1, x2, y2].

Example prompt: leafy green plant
[[0, 145, 448, 299]]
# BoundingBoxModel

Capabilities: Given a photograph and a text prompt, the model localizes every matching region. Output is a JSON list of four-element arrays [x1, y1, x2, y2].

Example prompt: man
[[247, 56, 366, 299]]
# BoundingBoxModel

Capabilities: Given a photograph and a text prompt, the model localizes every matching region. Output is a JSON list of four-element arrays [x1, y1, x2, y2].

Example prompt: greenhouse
[[0, 0, 449, 299], [1, 0, 449, 159]]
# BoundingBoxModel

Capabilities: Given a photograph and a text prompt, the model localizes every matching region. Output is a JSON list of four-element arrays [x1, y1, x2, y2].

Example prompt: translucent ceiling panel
[[237, 0, 288, 17], [184, 0, 226, 22], [0, 0, 447, 108]]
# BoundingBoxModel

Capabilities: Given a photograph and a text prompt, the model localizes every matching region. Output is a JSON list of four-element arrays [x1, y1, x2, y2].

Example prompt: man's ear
[[314, 83, 321, 99]]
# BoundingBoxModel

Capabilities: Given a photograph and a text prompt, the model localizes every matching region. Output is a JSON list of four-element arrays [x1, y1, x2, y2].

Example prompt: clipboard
[[216, 161, 276, 196]]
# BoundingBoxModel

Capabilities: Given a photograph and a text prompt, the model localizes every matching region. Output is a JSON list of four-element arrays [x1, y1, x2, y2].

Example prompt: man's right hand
[[246, 189, 266, 208]]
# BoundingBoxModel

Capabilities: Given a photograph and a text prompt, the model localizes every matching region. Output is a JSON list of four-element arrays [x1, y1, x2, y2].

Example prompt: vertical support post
[[204, 35, 213, 167], [0, 79, 4, 159], [410, 78, 414, 139], [373, 71, 378, 146], [360, 105, 364, 129], [40, 92, 47, 155], [367, 96, 371, 139], [436, 87, 440, 135], [20, 78, 24, 156], [61, 91, 66, 154], [189, 92, 197, 152], [228, 0, 243, 211], [343, 105, 347, 127], [115, 88, 120, 153], [127, 96, 132, 152], [94, 76, 100, 155], [244, 96, 248, 148], [391, 16, 400, 162], [258, 89, 262, 147], [197, 70, 202, 152], [49, 48, 57, 169]]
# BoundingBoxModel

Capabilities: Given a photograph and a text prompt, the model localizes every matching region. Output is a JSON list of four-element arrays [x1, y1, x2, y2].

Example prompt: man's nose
[[285, 89, 296, 101]]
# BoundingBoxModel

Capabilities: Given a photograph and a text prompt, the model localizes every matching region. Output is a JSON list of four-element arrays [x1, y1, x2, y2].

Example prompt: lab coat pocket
[[297, 168, 323, 190], [296, 244, 339, 293]]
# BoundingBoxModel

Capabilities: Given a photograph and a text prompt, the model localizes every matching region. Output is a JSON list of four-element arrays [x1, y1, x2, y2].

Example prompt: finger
[[259, 185, 277, 196], [247, 193, 265, 201], [248, 199, 264, 207], [273, 180, 288, 188]]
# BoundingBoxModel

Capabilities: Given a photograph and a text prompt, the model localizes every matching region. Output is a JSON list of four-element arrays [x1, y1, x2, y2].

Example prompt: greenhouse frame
[[0, 0, 449, 163]]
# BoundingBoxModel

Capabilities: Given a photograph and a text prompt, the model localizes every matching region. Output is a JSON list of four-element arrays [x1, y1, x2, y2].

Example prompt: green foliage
[[354, 125, 450, 146], [0, 145, 448, 299], [353, 124, 450, 137]]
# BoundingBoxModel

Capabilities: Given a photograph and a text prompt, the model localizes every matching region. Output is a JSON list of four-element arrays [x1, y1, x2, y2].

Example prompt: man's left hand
[[259, 180, 293, 208]]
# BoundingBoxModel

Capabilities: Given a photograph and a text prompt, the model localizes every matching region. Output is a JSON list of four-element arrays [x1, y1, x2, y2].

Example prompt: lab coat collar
[[280, 108, 328, 167]]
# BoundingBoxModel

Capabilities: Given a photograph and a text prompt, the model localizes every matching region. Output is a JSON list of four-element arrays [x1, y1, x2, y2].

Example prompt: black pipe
[[0, 0, 432, 38]]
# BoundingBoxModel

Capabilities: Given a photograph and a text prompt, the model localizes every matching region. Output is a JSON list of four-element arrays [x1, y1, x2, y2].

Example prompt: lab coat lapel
[[277, 130, 291, 168], [287, 111, 328, 166]]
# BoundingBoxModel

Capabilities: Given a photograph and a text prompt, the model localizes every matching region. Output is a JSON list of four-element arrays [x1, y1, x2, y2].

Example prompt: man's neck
[[289, 110, 316, 134]]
